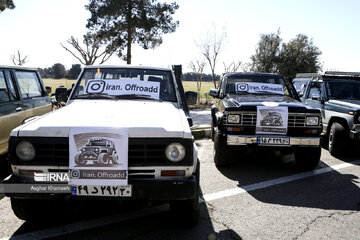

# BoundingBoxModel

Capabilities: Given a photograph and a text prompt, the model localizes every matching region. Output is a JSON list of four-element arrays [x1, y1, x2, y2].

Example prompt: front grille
[[288, 115, 306, 127], [241, 113, 257, 126], [9, 137, 193, 167]]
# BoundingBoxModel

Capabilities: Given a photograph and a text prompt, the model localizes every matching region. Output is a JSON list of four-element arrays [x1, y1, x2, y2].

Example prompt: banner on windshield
[[85, 79, 160, 99], [236, 82, 284, 95]]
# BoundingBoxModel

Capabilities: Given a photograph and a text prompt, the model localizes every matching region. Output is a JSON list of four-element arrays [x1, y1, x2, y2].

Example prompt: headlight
[[227, 114, 240, 123], [165, 143, 186, 162], [16, 141, 35, 161], [306, 116, 319, 126]]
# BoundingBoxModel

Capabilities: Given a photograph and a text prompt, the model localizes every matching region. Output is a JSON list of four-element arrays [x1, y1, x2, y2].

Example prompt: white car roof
[[83, 65, 172, 71]]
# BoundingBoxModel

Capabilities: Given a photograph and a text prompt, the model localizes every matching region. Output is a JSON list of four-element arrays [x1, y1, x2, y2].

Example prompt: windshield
[[326, 80, 360, 100], [71, 68, 177, 102], [225, 75, 293, 97]]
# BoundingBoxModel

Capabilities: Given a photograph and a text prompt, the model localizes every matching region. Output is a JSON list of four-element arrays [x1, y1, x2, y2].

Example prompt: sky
[[0, 0, 360, 74]]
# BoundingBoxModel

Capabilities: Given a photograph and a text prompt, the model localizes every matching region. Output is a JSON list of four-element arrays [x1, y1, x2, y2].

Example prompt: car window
[[15, 71, 43, 99], [306, 82, 321, 99], [0, 71, 10, 103], [326, 80, 360, 100], [4, 70, 18, 100]]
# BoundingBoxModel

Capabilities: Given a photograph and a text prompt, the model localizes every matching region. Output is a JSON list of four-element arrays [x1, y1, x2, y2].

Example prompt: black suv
[[209, 72, 322, 170], [297, 71, 360, 157], [75, 137, 119, 166]]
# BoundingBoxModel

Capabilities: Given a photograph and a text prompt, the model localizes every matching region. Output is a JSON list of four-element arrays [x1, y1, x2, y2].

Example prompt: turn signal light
[[304, 129, 317, 134]]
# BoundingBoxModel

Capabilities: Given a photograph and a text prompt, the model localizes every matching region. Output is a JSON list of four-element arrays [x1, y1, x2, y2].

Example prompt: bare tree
[[189, 60, 206, 105], [11, 50, 28, 66], [196, 26, 226, 88], [60, 33, 118, 65], [223, 61, 242, 73]]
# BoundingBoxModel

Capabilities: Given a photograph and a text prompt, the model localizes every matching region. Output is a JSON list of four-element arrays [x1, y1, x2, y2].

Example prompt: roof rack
[[295, 73, 319, 78], [324, 71, 360, 77]]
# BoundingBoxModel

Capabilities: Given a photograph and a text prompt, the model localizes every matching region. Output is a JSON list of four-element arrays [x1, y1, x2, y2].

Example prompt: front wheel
[[98, 153, 110, 165], [214, 130, 231, 167], [294, 147, 321, 170], [328, 122, 348, 157], [11, 198, 50, 221], [170, 160, 200, 226], [74, 153, 86, 166]]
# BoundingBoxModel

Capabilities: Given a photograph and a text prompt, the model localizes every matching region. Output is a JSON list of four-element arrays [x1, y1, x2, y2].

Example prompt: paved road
[[0, 139, 359, 240]]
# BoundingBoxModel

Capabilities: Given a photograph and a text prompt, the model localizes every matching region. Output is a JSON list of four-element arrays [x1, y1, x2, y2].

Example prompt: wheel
[[213, 130, 231, 167], [170, 160, 200, 226], [11, 198, 49, 221], [328, 122, 347, 157], [98, 153, 109, 165], [74, 153, 86, 166], [211, 120, 215, 141], [294, 147, 321, 170], [112, 153, 119, 164]]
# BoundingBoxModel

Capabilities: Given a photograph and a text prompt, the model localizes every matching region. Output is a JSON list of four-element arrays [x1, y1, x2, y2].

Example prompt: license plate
[[257, 137, 290, 145], [71, 185, 132, 197]]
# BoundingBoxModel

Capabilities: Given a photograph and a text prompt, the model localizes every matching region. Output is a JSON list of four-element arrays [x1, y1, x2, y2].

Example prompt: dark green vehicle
[[0, 66, 51, 161]]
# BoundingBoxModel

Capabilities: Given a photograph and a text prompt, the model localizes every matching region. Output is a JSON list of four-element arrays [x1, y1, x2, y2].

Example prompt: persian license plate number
[[257, 137, 290, 145], [71, 185, 132, 197]]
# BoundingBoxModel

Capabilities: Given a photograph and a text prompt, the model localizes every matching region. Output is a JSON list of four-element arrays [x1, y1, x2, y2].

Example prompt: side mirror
[[185, 91, 197, 105], [311, 94, 321, 101], [209, 89, 219, 98], [187, 117, 193, 127], [55, 87, 68, 104]]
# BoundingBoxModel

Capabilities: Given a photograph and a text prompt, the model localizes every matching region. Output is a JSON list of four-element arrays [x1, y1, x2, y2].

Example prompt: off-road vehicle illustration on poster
[[75, 137, 119, 166], [260, 111, 283, 126]]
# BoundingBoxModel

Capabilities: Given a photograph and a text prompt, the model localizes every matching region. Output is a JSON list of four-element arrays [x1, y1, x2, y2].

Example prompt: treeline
[[182, 72, 220, 82], [37, 63, 81, 79]]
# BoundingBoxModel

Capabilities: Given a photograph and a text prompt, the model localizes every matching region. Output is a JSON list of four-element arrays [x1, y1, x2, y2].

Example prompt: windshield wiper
[[76, 93, 116, 99], [114, 94, 162, 101]]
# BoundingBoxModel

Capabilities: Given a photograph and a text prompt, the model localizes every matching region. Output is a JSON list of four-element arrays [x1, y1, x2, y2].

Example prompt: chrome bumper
[[227, 135, 321, 147]]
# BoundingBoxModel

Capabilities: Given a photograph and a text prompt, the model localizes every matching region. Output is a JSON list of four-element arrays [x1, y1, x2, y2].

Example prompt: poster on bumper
[[256, 106, 288, 135], [68, 127, 128, 186]]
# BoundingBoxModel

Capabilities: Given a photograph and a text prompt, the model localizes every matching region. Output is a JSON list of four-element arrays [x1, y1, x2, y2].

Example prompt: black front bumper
[[2, 175, 197, 201]]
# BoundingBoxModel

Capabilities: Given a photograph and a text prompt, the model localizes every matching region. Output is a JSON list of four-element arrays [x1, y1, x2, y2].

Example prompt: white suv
[[4, 65, 200, 224]]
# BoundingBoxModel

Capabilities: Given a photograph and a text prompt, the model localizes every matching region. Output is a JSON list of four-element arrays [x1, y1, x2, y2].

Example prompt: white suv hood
[[12, 100, 192, 138]]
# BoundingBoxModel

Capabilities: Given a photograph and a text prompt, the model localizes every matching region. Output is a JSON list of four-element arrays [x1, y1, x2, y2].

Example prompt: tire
[[170, 160, 200, 226], [112, 153, 119, 164], [11, 198, 49, 221], [98, 153, 109, 165], [74, 153, 86, 166], [211, 120, 215, 142], [294, 147, 321, 170], [328, 122, 347, 157], [213, 130, 231, 167]]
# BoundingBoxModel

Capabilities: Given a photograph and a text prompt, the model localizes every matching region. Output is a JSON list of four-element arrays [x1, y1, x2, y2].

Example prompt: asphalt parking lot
[[0, 137, 359, 240]]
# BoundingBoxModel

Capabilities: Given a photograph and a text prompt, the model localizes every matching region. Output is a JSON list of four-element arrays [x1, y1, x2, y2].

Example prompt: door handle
[[16, 107, 22, 112]]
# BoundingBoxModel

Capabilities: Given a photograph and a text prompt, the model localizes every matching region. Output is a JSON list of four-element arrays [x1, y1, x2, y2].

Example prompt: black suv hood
[[222, 94, 319, 113]]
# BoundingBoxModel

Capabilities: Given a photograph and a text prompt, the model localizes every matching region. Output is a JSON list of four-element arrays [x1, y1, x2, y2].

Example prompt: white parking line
[[203, 160, 360, 202]]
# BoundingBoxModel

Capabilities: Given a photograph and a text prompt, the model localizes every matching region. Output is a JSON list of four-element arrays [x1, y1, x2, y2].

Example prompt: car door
[[304, 81, 326, 119], [13, 70, 51, 121], [0, 69, 25, 155]]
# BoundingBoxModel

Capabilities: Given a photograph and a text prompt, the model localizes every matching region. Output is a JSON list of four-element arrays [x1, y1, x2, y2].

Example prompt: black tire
[[170, 160, 200, 226], [74, 153, 86, 166], [98, 153, 109, 165], [294, 147, 321, 170], [112, 153, 119, 164], [11, 198, 49, 221], [328, 122, 347, 157], [211, 120, 215, 142], [213, 130, 230, 167]]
